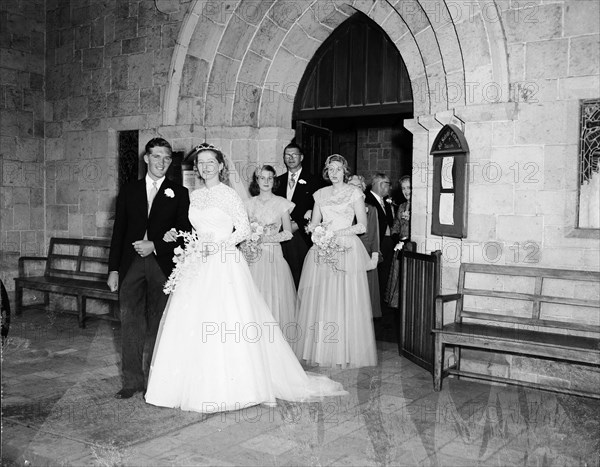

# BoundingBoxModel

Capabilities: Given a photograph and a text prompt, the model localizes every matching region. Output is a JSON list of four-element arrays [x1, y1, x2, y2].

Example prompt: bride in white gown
[[144, 144, 346, 413]]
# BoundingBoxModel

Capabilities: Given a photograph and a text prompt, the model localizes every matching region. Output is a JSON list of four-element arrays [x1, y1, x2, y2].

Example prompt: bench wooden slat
[[461, 310, 600, 333], [462, 263, 600, 281], [48, 253, 109, 263], [462, 288, 599, 308]]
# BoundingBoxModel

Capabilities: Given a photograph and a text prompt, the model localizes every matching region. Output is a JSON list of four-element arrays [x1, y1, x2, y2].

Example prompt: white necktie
[[148, 181, 158, 214], [288, 172, 296, 189]]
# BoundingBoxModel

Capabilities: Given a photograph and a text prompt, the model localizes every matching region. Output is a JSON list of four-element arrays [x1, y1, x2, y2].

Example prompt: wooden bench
[[433, 263, 600, 398], [15, 238, 118, 328]]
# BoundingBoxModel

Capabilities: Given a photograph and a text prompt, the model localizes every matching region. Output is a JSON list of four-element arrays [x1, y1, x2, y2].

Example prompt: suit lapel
[[148, 178, 169, 219]]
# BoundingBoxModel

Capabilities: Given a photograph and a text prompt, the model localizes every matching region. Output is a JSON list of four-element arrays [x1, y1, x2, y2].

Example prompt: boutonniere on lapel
[[297, 179, 306, 185], [164, 188, 175, 198], [385, 198, 394, 206]]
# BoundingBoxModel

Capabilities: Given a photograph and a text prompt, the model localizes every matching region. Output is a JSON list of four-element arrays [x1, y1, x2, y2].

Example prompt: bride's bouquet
[[307, 222, 348, 271], [163, 230, 214, 295]]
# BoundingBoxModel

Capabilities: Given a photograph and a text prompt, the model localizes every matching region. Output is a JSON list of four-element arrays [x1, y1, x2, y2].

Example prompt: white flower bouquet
[[308, 222, 348, 271], [240, 220, 277, 262], [163, 230, 214, 294]]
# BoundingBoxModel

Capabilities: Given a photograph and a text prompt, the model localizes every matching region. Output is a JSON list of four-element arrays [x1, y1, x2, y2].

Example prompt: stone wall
[[0, 0, 46, 289], [406, 1, 600, 392], [43, 0, 193, 247]]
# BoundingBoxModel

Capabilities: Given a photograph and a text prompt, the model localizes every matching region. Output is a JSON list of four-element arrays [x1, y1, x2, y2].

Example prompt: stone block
[[68, 96, 89, 121], [266, 47, 308, 93], [269, 0, 305, 29], [79, 190, 98, 214], [128, 52, 153, 89], [68, 213, 83, 237], [56, 183, 78, 205], [537, 247, 585, 270], [122, 36, 146, 55], [30, 206, 44, 230], [455, 15, 490, 73], [236, 0, 273, 26], [295, 8, 331, 42], [514, 190, 537, 216], [569, 36, 600, 77], [160, 22, 179, 48], [114, 16, 137, 41], [232, 84, 261, 126], [381, 8, 410, 44], [13, 204, 30, 230], [82, 47, 103, 69], [88, 93, 109, 119], [543, 145, 569, 191], [90, 68, 110, 94], [237, 51, 269, 87], [180, 55, 210, 97], [91, 17, 104, 47], [0, 48, 27, 72], [515, 102, 576, 146], [31, 187, 43, 207], [104, 40, 121, 58], [469, 214, 497, 241], [74, 24, 91, 50], [110, 56, 128, 91], [469, 183, 513, 214], [218, 14, 256, 61], [15, 137, 43, 162], [558, 76, 600, 100], [282, 24, 321, 61], [564, 0, 600, 37], [82, 214, 96, 236], [501, 3, 562, 43], [65, 131, 90, 160], [45, 137, 64, 161], [497, 215, 542, 243], [250, 17, 285, 59], [140, 86, 160, 114], [312, 2, 346, 29], [107, 89, 140, 116], [525, 39, 568, 80], [492, 121, 514, 147]]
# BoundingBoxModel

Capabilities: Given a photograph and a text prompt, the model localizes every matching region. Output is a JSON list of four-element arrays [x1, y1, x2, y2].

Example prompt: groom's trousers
[[119, 255, 168, 390]]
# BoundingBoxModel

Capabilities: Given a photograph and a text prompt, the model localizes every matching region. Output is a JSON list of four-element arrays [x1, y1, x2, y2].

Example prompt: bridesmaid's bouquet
[[163, 229, 214, 294], [308, 223, 348, 271], [240, 220, 277, 262]]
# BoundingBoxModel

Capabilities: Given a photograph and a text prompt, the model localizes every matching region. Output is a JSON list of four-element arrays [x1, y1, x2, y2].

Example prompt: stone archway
[[161, 0, 510, 244]]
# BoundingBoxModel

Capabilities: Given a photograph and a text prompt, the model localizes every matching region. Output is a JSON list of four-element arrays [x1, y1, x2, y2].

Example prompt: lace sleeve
[[224, 187, 251, 247]]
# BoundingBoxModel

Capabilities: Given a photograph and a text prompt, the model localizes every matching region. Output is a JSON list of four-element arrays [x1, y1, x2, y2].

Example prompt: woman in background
[[348, 175, 381, 319], [244, 165, 297, 340]]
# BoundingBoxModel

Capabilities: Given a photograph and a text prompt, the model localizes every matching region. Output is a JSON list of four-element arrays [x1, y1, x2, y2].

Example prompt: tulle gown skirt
[[247, 243, 297, 341], [145, 249, 346, 413], [294, 235, 377, 369]]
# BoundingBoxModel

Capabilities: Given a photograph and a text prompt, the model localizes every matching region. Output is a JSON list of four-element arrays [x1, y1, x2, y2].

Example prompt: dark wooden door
[[296, 121, 332, 176], [399, 249, 441, 373]]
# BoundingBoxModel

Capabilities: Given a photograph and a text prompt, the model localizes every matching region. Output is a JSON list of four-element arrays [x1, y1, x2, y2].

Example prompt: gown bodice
[[314, 185, 365, 231], [189, 183, 250, 245], [245, 196, 295, 232]]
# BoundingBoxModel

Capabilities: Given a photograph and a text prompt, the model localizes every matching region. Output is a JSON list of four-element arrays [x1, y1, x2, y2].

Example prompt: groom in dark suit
[[274, 142, 321, 288], [108, 137, 191, 399], [365, 173, 395, 302]]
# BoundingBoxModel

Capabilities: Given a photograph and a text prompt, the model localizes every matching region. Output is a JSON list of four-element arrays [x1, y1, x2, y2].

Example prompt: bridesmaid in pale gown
[[145, 144, 346, 413], [294, 155, 377, 369], [244, 165, 297, 340]]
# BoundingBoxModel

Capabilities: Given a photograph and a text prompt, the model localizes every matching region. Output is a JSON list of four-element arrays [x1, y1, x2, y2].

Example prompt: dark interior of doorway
[[294, 114, 413, 205]]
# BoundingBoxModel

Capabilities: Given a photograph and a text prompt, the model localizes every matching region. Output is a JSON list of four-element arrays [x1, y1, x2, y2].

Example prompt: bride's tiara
[[193, 142, 223, 153]]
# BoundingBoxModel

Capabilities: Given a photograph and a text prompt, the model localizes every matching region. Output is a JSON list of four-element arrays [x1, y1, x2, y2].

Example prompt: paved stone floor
[[2, 311, 599, 466]]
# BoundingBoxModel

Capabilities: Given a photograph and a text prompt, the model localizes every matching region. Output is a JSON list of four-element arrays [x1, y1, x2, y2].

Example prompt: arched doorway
[[293, 11, 413, 199]]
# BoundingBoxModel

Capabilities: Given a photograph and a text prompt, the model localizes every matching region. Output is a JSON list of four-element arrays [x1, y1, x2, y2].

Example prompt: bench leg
[[15, 286, 23, 315], [434, 335, 443, 392], [77, 295, 85, 329], [454, 347, 461, 380], [43, 291, 49, 307]]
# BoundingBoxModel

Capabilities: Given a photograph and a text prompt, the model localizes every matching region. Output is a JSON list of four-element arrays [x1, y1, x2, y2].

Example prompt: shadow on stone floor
[[2, 311, 599, 466]]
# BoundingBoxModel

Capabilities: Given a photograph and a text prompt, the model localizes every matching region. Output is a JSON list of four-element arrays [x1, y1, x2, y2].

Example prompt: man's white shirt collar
[[146, 175, 166, 190]]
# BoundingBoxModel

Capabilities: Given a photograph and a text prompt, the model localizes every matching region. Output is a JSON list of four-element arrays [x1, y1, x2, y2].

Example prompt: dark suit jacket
[[108, 178, 192, 279], [364, 190, 394, 245], [274, 169, 321, 244]]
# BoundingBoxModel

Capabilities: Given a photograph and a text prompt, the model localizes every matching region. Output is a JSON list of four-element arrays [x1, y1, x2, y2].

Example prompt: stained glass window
[[578, 99, 600, 229]]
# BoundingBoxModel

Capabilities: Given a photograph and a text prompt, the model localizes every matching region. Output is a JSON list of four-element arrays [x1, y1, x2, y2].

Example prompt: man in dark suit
[[107, 137, 191, 399], [365, 173, 395, 303], [274, 142, 321, 288]]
